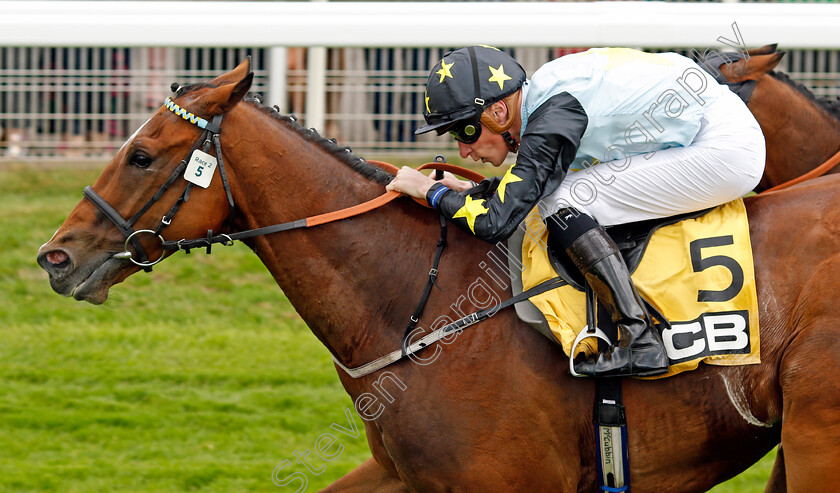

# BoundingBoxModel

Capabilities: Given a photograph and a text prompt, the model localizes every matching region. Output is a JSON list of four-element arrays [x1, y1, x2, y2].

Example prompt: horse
[[37, 59, 840, 492], [711, 45, 840, 192], [717, 45, 840, 488]]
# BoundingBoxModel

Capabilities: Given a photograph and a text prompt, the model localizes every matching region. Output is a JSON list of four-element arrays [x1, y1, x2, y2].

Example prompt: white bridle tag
[[185, 150, 218, 188]]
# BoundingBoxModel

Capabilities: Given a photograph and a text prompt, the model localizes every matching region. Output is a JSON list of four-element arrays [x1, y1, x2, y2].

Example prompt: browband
[[164, 97, 221, 133]]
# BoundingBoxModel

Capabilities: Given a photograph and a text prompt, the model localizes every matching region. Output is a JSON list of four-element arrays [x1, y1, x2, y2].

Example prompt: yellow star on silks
[[488, 64, 512, 90], [437, 60, 455, 83], [452, 195, 490, 234], [497, 167, 523, 203], [580, 47, 674, 71]]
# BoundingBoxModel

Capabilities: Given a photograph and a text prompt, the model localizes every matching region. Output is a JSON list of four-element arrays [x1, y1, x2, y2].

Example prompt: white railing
[[2, 1, 840, 160], [4, 1, 840, 48]]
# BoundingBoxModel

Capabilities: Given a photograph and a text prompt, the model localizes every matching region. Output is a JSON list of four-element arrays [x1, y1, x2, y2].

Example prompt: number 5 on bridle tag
[[185, 149, 218, 188]]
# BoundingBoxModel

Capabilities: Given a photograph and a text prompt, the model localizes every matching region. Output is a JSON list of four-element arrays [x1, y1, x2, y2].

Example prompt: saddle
[[507, 209, 710, 344], [509, 198, 761, 379]]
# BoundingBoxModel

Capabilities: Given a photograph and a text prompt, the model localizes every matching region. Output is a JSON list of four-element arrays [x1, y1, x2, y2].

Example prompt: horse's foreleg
[[777, 316, 840, 491], [763, 446, 786, 493], [319, 457, 409, 493]]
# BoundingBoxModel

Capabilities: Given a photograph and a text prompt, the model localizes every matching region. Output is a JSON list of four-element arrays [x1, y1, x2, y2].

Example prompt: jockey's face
[[456, 123, 510, 166]]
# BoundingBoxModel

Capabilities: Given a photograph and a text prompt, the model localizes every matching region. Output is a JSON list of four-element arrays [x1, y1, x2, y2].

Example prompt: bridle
[[83, 96, 486, 273], [83, 97, 234, 272], [80, 94, 572, 378]]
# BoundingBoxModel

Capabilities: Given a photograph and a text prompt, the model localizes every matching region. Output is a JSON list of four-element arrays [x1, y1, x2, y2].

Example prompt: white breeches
[[539, 90, 766, 226]]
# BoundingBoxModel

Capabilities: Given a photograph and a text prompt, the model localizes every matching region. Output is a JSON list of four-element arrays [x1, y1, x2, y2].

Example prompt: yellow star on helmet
[[425, 94, 430, 113], [488, 64, 512, 91], [452, 195, 489, 234], [437, 60, 455, 83], [497, 167, 523, 203]]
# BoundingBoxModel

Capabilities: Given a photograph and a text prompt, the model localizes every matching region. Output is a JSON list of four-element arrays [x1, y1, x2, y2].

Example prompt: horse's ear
[[210, 56, 252, 86], [746, 44, 778, 56], [719, 52, 785, 82], [200, 57, 254, 115]]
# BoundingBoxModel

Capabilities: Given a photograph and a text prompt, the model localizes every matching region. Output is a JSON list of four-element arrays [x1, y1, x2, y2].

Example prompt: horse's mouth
[[43, 253, 125, 305], [70, 256, 130, 304]]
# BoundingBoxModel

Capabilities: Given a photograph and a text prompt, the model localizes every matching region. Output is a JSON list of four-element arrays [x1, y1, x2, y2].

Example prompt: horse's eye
[[129, 152, 153, 169]]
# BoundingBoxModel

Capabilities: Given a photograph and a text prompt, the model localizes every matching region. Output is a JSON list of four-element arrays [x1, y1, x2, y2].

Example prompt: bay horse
[[712, 45, 840, 192], [37, 59, 840, 492]]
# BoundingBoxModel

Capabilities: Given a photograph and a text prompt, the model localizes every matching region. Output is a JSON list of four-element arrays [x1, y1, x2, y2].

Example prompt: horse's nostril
[[45, 250, 70, 267]]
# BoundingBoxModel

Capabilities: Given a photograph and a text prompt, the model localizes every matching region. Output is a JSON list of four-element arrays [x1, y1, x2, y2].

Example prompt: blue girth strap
[[595, 377, 631, 493], [602, 486, 629, 492], [585, 282, 632, 492]]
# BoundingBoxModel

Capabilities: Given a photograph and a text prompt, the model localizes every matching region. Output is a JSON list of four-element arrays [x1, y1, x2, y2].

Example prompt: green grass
[[2, 163, 775, 492], [2, 164, 368, 492], [708, 449, 777, 493]]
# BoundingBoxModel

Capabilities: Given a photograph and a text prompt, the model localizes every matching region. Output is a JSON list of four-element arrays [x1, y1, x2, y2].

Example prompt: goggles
[[447, 116, 482, 144]]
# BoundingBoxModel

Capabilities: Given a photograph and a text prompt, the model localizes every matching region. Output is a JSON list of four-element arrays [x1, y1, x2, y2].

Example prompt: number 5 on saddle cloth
[[509, 198, 761, 380], [507, 198, 761, 493]]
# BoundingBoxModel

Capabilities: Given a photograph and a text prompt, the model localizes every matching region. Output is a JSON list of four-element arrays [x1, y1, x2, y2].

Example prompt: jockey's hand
[[386, 166, 436, 199], [434, 171, 473, 192], [386, 167, 473, 199]]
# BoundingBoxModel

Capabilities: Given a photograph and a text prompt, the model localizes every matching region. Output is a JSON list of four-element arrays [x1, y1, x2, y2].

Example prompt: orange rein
[[305, 160, 486, 227], [761, 147, 840, 193]]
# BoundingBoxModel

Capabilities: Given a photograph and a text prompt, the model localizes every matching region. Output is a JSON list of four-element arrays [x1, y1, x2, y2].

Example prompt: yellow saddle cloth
[[521, 199, 760, 379]]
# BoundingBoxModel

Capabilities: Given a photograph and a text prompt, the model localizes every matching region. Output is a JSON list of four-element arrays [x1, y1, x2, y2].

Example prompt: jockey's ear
[[487, 101, 508, 126], [200, 57, 254, 115], [481, 90, 521, 135]]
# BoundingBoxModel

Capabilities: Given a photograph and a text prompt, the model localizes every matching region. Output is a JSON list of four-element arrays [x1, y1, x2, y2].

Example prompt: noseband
[[83, 97, 235, 272]]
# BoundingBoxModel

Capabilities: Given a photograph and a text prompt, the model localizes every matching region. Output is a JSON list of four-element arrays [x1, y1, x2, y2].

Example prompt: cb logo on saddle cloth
[[521, 199, 760, 379]]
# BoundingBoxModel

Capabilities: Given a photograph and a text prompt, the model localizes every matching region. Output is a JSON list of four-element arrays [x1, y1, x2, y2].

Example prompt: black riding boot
[[546, 209, 669, 378]]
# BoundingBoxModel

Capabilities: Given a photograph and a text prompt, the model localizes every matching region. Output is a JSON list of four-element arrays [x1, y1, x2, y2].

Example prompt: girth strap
[[595, 378, 631, 493]]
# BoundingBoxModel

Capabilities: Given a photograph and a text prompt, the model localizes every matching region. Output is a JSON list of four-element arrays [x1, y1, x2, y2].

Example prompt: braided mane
[[770, 70, 840, 121], [172, 84, 394, 185]]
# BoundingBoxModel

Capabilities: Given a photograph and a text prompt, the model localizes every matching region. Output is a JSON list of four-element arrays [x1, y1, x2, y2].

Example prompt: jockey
[[386, 46, 765, 377]]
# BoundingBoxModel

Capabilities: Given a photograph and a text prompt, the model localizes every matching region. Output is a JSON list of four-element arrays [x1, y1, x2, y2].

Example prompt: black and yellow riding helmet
[[415, 45, 526, 145]]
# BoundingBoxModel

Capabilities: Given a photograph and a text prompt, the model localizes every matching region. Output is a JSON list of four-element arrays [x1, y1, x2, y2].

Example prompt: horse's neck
[[222, 109, 453, 366], [754, 78, 840, 190]]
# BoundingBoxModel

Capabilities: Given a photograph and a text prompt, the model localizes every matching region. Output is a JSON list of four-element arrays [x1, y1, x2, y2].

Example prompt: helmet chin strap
[[501, 131, 519, 152]]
